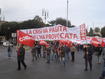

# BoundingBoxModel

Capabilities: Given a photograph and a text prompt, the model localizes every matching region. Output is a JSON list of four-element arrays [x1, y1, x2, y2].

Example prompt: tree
[[0, 22, 18, 40], [94, 27, 101, 37], [34, 16, 43, 23], [94, 27, 100, 33], [49, 20, 56, 26], [88, 28, 94, 36], [0, 15, 45, 36], [18, 20, 35, 29], [70, 25, 76, 28], [101, 26, 105, 37], [0, 21, 7, 35], [18, 15, 45, 29], [49, 17, 71, 27]]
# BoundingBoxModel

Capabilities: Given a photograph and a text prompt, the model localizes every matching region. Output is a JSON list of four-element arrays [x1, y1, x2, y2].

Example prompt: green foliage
[[18, 16, 45, 29], [94, 27, 100, 33], [49, 20, 56, 26], [70, 25, 76, 28], [0, 22, 18, 39], [94, 27, 101, 37], [0, 15, 45, 39], [88, 28, 94, 36], [49, 17, 71, 27]]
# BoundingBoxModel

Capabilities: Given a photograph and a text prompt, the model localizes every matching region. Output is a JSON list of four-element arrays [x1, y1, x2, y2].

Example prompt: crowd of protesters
[[29, 41, 104, 71], [9, 40, 105, 79], [30, 41, 73, 65]]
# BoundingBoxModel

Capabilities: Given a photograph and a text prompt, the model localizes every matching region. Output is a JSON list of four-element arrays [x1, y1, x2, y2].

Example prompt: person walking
[[46, 45, 51, 64], [17, 44, 27, 71], [7, 45, 12, 58], [83, 44, 93, 71], [70, 44, 77, 62], [83, 45, 88, 71], [35, 42, 41, 58], [31, 45, 37, 61], [60, 45, 66, 66], [96, 45, 102, 64], [99, 46, 105, 79]]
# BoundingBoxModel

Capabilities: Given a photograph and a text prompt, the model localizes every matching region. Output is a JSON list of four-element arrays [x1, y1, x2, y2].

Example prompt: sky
[[0, 0, 105, 28]]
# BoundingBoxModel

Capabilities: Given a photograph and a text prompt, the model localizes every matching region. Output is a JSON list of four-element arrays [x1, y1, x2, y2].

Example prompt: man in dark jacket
[[17, 44, 27, 70], [84, 44, 93, 71], [96, 45, 102, 64], [99, 47, 105, 79], [35, 42, 41, 58]]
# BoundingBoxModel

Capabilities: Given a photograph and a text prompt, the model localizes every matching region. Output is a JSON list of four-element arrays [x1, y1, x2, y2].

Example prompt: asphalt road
[[0, 46, 103, 79]]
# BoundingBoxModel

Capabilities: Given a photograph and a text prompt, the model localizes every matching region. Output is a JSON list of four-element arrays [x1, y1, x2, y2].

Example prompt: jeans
[[71, 52, 75, 62], [47, 54, 50, 63], [8, 51, 11, 57], [65, 52, 70, 62]]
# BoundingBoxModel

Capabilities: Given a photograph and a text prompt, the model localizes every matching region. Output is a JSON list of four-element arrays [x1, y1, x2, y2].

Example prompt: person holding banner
[[17, 44, 27, 71]]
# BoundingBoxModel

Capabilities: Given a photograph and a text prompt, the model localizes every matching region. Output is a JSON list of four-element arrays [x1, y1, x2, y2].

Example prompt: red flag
[[39, 40, 48, 46], [59, 40, 72, 47], [17, 30, 35, 47], [101, 39, 105, 47], [91, 37, 100, 47]]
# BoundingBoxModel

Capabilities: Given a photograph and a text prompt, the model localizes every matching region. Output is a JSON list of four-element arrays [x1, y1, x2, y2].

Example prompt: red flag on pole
[[17, 30, 35, 47]]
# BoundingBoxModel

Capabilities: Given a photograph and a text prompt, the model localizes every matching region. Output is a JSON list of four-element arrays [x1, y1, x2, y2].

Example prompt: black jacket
[[17, 47, 25, 61]]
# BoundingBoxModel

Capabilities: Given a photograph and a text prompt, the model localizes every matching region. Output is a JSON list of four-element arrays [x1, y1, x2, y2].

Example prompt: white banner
[[19, 24, 86, 42]]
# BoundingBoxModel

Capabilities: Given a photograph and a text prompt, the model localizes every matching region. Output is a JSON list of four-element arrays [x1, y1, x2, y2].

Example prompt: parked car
[[3, 41, 13, 47]]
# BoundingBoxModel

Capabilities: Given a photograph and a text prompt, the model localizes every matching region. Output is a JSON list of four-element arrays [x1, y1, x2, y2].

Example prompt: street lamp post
[[66, 0, 69, 27]]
